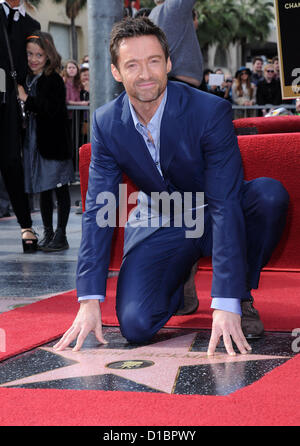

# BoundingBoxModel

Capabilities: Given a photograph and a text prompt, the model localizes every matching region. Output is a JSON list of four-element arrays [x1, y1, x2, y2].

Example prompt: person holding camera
[[208, 69, 233, 102], [0, 0, 40, 252]]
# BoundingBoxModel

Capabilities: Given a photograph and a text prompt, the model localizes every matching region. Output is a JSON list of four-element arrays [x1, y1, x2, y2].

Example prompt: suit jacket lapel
[[159, 82, 183, 176], [120, 94, 167, 193]]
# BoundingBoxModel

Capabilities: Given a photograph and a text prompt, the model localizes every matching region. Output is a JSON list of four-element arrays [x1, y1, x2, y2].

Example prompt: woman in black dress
[[18, 31, 74, 252]]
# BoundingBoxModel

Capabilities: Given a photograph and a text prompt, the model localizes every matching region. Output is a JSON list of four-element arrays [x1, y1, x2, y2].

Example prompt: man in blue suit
[[54, 18, 288, 356]]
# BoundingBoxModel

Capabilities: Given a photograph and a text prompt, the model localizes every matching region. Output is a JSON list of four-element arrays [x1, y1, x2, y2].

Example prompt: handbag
[[0, 4, 27, 128]]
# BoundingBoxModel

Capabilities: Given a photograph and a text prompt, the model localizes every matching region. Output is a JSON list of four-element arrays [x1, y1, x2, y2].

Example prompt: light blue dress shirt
[[79, 88, 242, 316]]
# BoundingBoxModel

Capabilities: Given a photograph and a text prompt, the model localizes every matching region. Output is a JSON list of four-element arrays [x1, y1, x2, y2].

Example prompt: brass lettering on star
[[284, 2, 300, 8], [78, 349, 206, 360]]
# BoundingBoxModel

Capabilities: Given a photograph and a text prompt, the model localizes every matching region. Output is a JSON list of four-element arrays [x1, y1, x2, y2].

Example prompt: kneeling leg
[[116, 227, 200, 344]]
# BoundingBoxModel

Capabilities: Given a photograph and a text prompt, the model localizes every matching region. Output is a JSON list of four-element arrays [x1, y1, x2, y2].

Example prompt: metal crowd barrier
[[232, 104, 296, 119], [67, 105, 91, 176], [67, 104, 297, 174]]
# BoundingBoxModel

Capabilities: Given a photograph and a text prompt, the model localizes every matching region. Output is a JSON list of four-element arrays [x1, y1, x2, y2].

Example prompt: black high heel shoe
[[21, 229, 38, 253]]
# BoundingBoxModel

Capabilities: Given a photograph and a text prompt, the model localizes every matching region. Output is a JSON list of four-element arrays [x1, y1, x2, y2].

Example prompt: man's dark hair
[[252, 56, 263, 64], [110, 17, 170, 68]]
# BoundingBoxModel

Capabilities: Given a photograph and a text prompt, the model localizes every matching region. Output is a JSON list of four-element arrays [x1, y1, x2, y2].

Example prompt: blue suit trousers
[[116, 177, 289, 343]]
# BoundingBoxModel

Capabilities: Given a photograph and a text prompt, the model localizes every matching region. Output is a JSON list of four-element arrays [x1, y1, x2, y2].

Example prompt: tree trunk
[[87, 0, 123, 117], [241, 37, 248, 66], [201, 43, 209, 69], [71, 16, 78, 61]]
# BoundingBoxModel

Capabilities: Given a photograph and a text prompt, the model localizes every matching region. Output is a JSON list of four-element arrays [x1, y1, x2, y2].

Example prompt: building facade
[[27, 1, 88, 65]]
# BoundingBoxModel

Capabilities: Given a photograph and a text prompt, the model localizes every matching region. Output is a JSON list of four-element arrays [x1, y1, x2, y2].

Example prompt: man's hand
[[53, 300, 107, 352], [207, 310, 252, 356]]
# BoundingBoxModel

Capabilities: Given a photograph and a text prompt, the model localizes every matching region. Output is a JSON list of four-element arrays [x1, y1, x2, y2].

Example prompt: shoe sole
[[244, 333, 264, 340]]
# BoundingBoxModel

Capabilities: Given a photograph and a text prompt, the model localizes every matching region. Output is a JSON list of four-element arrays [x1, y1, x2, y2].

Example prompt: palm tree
[[233, 0, 274, 63], [140, 0, 154, 7], [195, 0, 274, 65], [195, 0, 240, 66], [52, 0, 87, 61]]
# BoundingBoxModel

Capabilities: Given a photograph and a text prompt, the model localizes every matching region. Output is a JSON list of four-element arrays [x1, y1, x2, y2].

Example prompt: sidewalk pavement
[[0, 184, 83, 313]]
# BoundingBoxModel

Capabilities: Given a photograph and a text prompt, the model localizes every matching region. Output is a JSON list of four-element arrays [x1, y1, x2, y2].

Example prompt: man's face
[[6, 0, 21, 7], [253, 60, 263, 73], [111, 35, 171, 105]]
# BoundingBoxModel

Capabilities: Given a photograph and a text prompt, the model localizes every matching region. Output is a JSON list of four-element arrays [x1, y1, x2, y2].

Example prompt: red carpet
[[0, 270, 299, 362], [0, 271, 299, 426]]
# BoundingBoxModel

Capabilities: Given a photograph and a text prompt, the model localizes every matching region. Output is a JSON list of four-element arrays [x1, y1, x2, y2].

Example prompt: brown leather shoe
[[241, 298, 264, 339], [175, 262, 199, 316]]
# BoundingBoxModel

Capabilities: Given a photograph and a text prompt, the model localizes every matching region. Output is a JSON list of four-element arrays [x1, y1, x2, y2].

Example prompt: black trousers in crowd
[[0, 95, 32, 229]]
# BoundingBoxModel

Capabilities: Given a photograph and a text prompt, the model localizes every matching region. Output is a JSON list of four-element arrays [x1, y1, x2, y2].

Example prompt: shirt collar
[[0, 1, 26, 17], [129, 88, 168, 132]]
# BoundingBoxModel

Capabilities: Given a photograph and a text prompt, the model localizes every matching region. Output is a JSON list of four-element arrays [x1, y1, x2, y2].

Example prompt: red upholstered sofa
[[79, 131, 300, 272], [233, 115, 300, 136]]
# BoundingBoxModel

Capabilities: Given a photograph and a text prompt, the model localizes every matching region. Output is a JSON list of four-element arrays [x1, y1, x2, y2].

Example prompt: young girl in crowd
[[17, 31, 74, 251], [63, 59, 89, 106], [62, 60, 89, 163]]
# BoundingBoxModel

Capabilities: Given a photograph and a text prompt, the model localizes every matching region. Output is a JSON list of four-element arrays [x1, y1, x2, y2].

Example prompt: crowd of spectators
[[59, 55, 91, 165], [200, 55, 295, 118]]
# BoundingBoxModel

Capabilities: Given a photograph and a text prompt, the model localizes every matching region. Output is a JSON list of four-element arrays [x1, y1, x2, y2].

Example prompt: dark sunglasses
[[266, 70, 274, 73]]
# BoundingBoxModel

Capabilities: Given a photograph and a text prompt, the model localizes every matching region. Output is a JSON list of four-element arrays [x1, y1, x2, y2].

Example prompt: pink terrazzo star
[[0, 333, 289, 393]]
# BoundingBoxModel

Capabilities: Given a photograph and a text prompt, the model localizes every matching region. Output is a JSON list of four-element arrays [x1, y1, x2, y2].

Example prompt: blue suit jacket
[[76, 82, 247, 299]]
